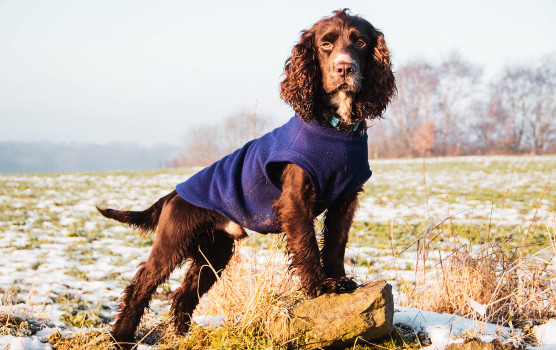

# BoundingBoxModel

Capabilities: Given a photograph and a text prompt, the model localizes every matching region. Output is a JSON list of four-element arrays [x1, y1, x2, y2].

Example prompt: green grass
[[350, 219, 551, 256], [366, 156, 555, 213]]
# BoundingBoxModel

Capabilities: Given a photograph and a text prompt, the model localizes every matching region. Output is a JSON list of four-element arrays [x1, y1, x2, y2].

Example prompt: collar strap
[[329, 114, 362, 132]]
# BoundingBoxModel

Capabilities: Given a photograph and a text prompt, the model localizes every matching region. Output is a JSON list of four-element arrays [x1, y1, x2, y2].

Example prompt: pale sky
[[1, 0, 555, 146]]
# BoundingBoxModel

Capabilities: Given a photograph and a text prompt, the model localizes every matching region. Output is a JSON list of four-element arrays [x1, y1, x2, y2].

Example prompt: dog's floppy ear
[[280, 29, 323, 122], [354, 31, 397, 120]]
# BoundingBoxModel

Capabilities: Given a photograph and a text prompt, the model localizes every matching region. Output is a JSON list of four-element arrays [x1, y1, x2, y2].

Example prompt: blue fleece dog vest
[[176, 116, 372, 233]]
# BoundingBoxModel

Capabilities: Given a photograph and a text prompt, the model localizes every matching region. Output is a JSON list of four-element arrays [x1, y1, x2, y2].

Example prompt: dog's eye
[[321, 41, 333, 50], [355, 39, 366, 48]]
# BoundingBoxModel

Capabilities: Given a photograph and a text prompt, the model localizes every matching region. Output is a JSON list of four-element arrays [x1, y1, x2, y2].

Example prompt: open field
[[0, 155, 554, 349]]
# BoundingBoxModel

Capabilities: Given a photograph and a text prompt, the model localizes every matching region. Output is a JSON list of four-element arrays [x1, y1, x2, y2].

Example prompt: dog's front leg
[[274, 164, 327, 297], [322, 189, 360, 278], [320, 190, 360, 292]]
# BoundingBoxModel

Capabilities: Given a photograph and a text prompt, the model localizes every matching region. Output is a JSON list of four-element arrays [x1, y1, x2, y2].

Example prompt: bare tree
[[219, 110, 275, 155], [169, 124, 222, 167], [471, 96, 507, 154], [435, 52, 483, 156], [170, 110, 276, 167], [367, 120, 391, 159], [529, 56, 556, 154], [491, 56, 556, 154], [492, 67, 531, 152], [388, 60, 439, 157], [413, 120, 435, 157]]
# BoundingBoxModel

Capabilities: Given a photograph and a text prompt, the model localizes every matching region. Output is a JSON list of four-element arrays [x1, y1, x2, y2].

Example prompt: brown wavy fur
[[280, 9, 396, 122]]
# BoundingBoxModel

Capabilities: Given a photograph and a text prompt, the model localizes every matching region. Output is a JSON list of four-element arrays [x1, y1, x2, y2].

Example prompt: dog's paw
[[314, 277, 358, 296], [335, 276, 359, 292], [110, 330, 135, 350]]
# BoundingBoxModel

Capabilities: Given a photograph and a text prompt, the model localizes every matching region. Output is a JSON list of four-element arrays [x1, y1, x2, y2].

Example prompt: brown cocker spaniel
[[98, 9, 396, 348]]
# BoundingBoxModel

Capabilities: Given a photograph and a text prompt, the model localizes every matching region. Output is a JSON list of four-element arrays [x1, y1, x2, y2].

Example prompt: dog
[[97, 9, 395, 347]]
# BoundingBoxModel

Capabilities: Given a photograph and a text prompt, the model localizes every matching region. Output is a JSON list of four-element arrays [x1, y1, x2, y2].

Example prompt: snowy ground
[[0, 156, 554, 349]]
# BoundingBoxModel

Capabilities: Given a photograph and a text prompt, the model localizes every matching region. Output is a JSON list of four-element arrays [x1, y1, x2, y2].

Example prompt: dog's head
[[280, 9, 396, 125]]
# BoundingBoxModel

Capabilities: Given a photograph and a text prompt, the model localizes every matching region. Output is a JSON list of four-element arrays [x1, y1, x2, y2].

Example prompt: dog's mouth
[[336, 79, 360, 93], [337, 83, 351, 91], [323, 73, 361, 95]]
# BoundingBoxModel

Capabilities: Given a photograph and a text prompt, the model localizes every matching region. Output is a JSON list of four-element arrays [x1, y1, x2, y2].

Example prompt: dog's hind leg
[[111, 203, 190, 347], [112, 237, 186, 348], [170, 229, 234, 335], [111, 243, 184, 347]]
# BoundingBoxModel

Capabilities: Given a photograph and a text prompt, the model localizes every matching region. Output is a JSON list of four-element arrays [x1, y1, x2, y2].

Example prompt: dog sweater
[[175, 116, 372, 233]]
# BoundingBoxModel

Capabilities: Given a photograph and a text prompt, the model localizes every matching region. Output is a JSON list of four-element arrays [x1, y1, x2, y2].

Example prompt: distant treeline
[[169, 53, 556, 167], [370, 52, 556, 158], [0, 141, 178, 173]]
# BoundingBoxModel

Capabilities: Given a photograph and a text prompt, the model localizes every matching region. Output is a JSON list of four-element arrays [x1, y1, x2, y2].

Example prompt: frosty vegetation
[[0, 156, 554, 349]]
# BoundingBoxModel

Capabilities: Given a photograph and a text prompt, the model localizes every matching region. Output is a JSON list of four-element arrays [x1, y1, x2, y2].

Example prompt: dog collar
[[328, 114, 362, 132]]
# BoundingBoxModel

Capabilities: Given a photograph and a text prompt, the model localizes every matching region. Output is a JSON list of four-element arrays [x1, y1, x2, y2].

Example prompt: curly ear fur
[[354, 32, 397, 120], [279, 29, 324, 122], [280, 10, 397, 122]]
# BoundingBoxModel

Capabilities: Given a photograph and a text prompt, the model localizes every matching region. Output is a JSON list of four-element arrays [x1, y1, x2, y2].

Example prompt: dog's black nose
[[335, 62, 354, 78]]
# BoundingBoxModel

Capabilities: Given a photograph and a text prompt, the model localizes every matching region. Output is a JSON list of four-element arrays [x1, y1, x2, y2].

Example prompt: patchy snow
[[0, 335, 52, 350], [394, 306, 517, 349], [534, 319, 556, 349], [192, 315, 227, 328], [0, 157, 553, 348], [357, 155, 556, 227]]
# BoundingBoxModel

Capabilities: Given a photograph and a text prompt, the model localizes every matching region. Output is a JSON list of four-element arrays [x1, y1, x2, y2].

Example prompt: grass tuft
[[399, 215, 556, 327], [195, 235, 306, 345]]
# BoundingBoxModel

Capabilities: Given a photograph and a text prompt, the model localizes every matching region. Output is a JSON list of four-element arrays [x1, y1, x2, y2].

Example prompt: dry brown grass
[[400, 214, 556, 326], [195, 235, 305, 342], [48, 329, 114, 350], [0, 282, 51, 320]]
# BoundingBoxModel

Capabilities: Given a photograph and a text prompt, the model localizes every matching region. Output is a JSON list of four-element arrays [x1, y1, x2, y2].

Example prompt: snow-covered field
[[0, 156, 554, 349]]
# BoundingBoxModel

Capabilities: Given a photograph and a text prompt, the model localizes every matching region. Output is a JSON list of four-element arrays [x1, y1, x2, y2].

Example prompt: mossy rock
[[271, 281, 394, 349]]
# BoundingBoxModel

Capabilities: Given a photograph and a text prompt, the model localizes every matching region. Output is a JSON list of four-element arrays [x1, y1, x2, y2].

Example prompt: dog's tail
[[96, 190, 177, 233]]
